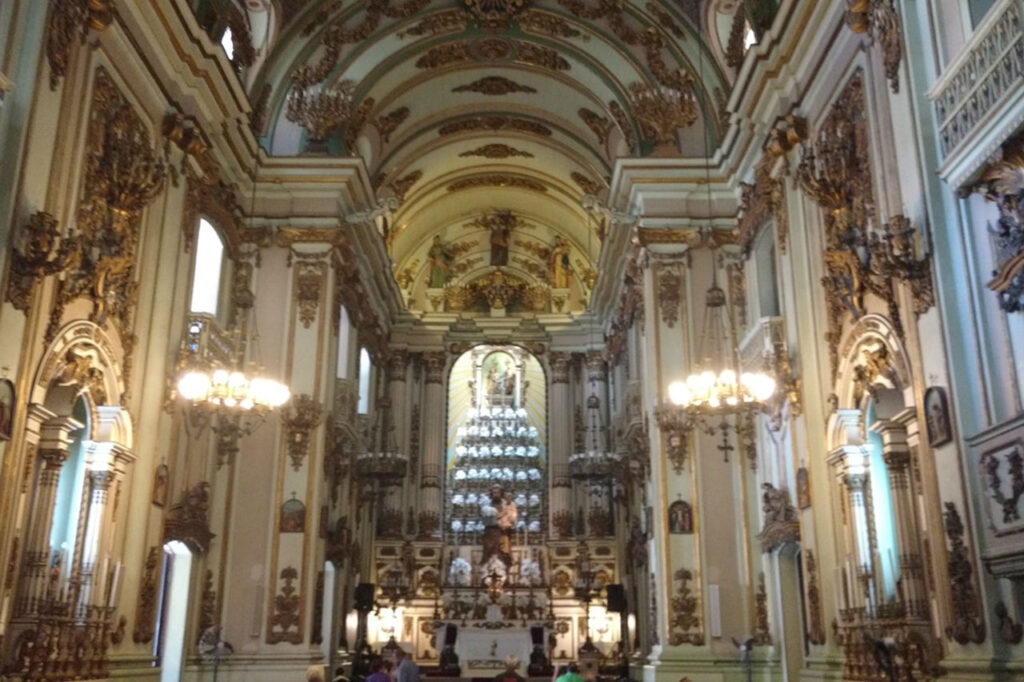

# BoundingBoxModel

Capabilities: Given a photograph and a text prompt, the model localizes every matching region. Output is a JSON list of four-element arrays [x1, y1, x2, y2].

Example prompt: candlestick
[[844, 559, 854, 606], [107, 561, 122, 609]]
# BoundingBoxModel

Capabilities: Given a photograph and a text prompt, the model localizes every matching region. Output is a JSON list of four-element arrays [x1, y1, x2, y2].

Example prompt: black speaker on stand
[[352, 583, 376, 681], [606, 584, 626, 613], [527, 625, 552, 676], [440, 624, 461, 676]]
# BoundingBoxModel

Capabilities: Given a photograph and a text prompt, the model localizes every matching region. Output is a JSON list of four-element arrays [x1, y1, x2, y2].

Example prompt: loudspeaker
[[354, 583, 375, 612], [444, 624, 458, 646], [606, 584, 626, 613], [530, 625, 544, 646]]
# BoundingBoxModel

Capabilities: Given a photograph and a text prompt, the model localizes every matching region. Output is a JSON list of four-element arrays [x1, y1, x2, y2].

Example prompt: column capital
[[584, 350, 607, 381], [828, 445, 869, 489], [387, 350, 409, 382], [422, 351, 447, 384], [89, 469, 116, 491], [549, 352, 571, 384]]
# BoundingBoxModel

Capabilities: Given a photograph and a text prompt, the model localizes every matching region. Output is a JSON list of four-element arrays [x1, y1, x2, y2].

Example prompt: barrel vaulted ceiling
[[243, 0, 730, 315]]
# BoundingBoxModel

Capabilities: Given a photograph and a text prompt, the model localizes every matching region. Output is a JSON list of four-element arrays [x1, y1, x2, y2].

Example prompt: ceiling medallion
[[452, 76, 537, 95], [459, 144, 534, 159], [465, 0, 529, 30], [447, 175, 547, 193], [473, 37, 515, 60], [438, 116, 552, 137]]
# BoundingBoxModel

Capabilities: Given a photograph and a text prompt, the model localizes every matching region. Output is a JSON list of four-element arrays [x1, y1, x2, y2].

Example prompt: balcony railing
[[931, 0, 1023, 160]]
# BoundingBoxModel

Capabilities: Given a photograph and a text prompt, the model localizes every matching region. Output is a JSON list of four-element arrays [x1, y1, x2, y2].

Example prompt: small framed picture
[[924, 387, 953, 447], [796, 467, 811, 510], [0, 379, 15, 441], [151, 463, 168, 507], [668, 500, 693, 534]]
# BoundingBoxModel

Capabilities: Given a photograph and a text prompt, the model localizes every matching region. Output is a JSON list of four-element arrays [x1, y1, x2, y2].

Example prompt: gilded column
[[548, 352, 572, 538], [418, 352, 447, 539]]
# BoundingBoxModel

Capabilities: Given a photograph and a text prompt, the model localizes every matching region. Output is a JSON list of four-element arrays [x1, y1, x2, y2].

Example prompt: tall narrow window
[[754, 229, 780, 318], [357, 348, 371, 414], [337, 307, 352, 380], [189, 219, 225, 315], [220, 27, 234, 60]]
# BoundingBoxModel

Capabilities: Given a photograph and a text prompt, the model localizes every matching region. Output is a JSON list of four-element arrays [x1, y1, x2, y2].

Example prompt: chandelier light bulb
[[668, 381, 690, 406], [178, 370, 212, 401]]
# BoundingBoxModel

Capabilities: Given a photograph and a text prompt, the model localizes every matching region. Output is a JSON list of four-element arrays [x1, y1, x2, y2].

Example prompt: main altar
[[358, 346, 625, 676]]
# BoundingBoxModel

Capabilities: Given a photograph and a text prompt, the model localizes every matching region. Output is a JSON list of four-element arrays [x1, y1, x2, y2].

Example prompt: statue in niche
[[481, 484, 517, 565], [548, 235, 572, 289], [428, 235, 453, 288], [487, 211, 514, 266], [484, 352, 516, 398]]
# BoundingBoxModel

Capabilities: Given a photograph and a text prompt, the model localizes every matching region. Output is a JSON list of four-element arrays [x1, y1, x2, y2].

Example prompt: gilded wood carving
[[46, 69, 167, 400]]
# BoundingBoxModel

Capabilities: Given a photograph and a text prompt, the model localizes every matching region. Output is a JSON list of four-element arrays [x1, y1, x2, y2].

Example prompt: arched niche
[[29, 319, 131, 451], [827, 313, 913, 449], [444, 344, 547, 551]]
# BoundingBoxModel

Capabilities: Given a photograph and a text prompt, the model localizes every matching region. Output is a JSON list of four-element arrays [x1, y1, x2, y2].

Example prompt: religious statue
[[488, 211, 513, 266], [548, 235, 571, 289], [428, 235, 453, 288], [481, 484, 517, 565]]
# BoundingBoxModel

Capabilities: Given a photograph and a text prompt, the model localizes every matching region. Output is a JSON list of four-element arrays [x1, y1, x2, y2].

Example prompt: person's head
[[490, 484, 503, 503], [556, 666, 568, 677], [372, 657, 386, 672], [504, 655, 519, 672], [306, 666, 326, 682], [567, 663, 579, 674], [395, 648, 407, 661]]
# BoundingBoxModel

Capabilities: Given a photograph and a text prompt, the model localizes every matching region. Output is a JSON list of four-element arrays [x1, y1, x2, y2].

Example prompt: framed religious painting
[[796, 467, 811, 510], [0, 379, 14, 441], [151, 463, 168, 507], [924, 387, 953, 447], [280, 495, 306, 533], [668, 500, 693, 534]]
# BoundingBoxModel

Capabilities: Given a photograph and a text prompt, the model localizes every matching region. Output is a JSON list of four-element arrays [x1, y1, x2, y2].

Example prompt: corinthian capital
[[549, 352, 571, 384], [422, 352, 447, 384]]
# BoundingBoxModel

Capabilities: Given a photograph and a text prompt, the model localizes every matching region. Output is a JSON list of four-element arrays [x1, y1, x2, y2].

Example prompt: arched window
[[49, 397, 89, 573], [357, 348, 372, 414], [189, 219, 226, 316]]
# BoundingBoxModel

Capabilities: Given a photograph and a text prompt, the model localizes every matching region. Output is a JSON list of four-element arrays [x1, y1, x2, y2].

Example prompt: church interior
[[0, 0, 1022, 680]]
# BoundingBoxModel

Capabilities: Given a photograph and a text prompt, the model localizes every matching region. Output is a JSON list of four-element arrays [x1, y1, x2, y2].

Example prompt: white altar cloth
[[455, 627, 532, 673]]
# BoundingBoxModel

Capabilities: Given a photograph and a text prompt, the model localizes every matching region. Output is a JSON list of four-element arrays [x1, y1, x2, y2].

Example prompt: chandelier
[[176, 317, 290, 428], [656, 250, 775, 467], [667, 283, 775, 411], [355, 395, 409, 480], [570, 393, 620, 479]]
